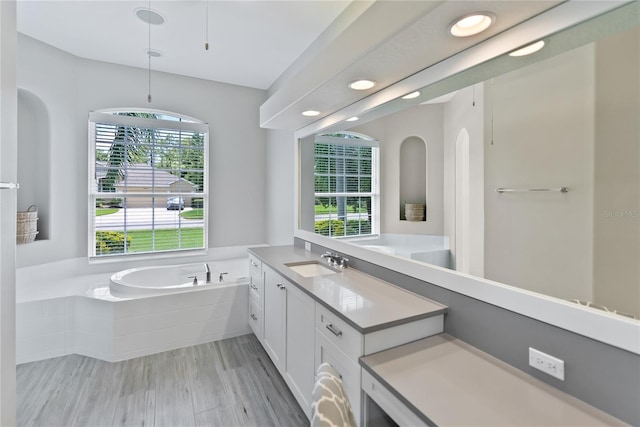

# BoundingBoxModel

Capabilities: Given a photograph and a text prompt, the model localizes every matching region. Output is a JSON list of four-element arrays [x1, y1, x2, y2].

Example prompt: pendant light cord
[[147, 0, 152, 103], [205, 1, 209, 50]]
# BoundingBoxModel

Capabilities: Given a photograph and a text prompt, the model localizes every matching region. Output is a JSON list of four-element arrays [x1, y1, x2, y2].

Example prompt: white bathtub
[[16, 249, 254, 364], [349, 234, 451, 268], [110, 259, 249, 297]]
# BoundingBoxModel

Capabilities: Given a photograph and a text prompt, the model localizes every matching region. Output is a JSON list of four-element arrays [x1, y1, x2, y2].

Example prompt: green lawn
[[96, 208, 119, 216], [127, 228, 204, 252], [314, 205, 367, 214], [180, 208, 204, 220]]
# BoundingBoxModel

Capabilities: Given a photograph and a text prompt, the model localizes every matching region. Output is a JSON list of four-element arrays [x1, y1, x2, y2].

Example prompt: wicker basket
[[17, 231, 38, 244], [405, 203, 425, 221], [17, 205, 38, 244]]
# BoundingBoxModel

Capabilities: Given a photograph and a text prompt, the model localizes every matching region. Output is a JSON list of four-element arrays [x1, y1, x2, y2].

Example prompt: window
[[89, 111, 208, 258], [314, 133, 379, 237]]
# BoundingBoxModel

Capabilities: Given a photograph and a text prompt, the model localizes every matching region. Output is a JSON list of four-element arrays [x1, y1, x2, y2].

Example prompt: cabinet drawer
[[316, 304, 362, 361], [315, 329, 362, 424], [248, 255, 263, 305], [249, 298, 263, 340]]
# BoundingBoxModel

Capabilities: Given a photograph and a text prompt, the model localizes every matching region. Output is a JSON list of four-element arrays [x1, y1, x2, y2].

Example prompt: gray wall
[[297, 237, 640, 426], [16, 34, 269, 267]]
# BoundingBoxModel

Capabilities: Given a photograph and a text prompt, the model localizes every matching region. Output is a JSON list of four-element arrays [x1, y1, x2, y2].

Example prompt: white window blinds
[[89, 111, 208, 257], [313, 134, 379, 238]]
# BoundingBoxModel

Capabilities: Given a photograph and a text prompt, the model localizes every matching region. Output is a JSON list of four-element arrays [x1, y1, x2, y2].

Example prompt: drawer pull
[[250, 284, 258, 290], [250, 313, 257, 321], [250, 261, 258, 267], [276, 283, 283, 289], [326, 323, 342, 338]]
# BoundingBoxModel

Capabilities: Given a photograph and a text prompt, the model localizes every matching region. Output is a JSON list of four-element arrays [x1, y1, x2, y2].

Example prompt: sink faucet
[[204, 263, 211, 283], [321, 251, 349, 268]]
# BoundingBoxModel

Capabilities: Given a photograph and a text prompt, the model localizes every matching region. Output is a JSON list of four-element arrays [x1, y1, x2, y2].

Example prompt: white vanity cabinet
[[262, 264, 315, 415], [248, 254, 263, 340]]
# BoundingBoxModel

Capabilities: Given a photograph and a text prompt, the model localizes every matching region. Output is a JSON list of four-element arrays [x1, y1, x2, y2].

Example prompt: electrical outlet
[[304, 241, 311, 251], [529, 347, 565, 381]]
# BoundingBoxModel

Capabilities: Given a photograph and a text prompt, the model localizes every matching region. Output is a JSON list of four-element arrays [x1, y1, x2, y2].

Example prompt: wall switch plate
[[304, 241, 311, 251], [529, 347, 565, 381]]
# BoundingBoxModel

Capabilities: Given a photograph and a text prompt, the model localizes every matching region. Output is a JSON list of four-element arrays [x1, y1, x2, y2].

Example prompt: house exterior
[[96, 162, 199, 208]]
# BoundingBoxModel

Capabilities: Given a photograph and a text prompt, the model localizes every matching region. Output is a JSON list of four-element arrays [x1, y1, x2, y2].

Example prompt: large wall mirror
[[296, 3, 639, 353]]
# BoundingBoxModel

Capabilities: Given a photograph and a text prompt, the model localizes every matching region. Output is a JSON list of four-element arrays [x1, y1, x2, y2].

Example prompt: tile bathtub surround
[[17, 334, 308, 427], [17, 284, 251, 364]]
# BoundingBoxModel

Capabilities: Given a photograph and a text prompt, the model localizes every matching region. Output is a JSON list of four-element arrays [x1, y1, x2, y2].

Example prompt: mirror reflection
[[300, 15, 639, 320]]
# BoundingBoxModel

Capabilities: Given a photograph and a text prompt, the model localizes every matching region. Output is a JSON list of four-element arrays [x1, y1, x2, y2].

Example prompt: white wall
[[352, 104, 445, 235], [16, 34, 268, 268], [484, 45, 595, 302], [266, 129, 295, 245], [593, 27, 640, 316], [443, 85, 484, 277]]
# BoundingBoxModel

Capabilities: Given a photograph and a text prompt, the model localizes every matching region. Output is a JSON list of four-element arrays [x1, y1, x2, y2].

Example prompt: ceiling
[[16, 0, 351, 90]]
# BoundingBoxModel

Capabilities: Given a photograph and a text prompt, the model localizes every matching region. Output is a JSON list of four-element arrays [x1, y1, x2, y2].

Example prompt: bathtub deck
[[17, 334, 307, 427]]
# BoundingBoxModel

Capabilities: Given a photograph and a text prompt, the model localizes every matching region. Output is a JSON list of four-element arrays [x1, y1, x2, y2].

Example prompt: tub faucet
[[219, 272, 229, 282], [204, 263, 211, 283]]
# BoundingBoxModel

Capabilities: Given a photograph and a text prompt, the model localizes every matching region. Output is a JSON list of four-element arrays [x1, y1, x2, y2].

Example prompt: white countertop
[[360, 334, 627, 426], [249, 245, 446, 333]]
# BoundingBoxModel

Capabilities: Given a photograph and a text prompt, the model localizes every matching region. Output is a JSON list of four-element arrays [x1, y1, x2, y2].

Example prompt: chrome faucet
[[204, 263, 211, 283], [219, 272, 229, 282], [321, 251, 349, 268]]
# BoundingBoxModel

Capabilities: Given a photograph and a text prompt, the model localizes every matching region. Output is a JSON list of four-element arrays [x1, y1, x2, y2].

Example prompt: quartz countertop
[[360, 334, 627, 426], [248, 245, 447, 334]]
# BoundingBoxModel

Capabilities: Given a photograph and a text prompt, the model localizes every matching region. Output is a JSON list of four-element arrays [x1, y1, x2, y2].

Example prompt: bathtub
[[110, 259, 249, 297], [16, 248, 253, 364], [349, 234, 451, 268]]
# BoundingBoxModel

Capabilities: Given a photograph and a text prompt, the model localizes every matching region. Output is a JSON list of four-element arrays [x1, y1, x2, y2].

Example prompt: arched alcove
[[18, 89, 51, 240], [454, 128, 470, 273], [399, 136, 427, 221]]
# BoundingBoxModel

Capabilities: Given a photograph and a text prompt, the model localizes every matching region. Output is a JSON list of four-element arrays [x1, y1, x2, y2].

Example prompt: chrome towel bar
[[496, 187, 569, 193]]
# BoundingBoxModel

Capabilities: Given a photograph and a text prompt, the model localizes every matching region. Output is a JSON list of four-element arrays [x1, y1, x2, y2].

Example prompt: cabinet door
[[263, 266, 286, 371], [285, 284, 315, 415]]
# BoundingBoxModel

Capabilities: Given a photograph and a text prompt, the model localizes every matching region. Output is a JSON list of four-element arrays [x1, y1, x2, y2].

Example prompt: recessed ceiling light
[[508, 40, 545, 57], [449, 13, 495, 37], [302, 110, 320, 117], [348, 80, 376, 90], [402, 91, 421, 100], [346, 117, 359, 122], [135, 8, 166, 25], [146, 49, 162, 58]]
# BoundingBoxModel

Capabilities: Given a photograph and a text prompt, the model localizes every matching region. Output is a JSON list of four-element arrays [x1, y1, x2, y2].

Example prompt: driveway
[[96, 207, 204, 231]]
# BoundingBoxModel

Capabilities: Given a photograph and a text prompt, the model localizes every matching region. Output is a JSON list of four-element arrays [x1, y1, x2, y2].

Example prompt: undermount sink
[[286, 261, 337, 278]]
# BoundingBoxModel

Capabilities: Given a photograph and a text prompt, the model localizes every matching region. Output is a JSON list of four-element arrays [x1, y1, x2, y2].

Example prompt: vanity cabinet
[[263, 265, 315, 415], [248, 254, 263, 339]]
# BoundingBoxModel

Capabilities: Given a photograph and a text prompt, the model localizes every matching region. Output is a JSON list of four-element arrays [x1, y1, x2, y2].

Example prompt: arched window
[[313, 132, 379, 237], [89, 110, 208, 257]]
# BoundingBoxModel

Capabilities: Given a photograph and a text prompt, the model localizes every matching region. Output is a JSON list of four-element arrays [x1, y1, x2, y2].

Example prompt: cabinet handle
[[250, 261, 258, 267], [280, 285, 286, 291], [326, 323, 342, 338], [250, 313, 257, 321], [250, 284, 258, 290], [276, 283, 283, 289]]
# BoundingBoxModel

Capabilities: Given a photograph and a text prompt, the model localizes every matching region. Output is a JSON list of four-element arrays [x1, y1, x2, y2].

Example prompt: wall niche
[[17, 89, 51, 240], [399, 136, 427, 221]]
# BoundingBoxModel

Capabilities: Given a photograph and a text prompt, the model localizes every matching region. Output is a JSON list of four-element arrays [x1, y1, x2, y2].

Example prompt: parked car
[[167, 197, 185, 210]]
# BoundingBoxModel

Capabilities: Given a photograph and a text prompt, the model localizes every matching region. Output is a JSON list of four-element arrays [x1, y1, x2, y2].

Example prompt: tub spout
[[205, 263, 211, 283]]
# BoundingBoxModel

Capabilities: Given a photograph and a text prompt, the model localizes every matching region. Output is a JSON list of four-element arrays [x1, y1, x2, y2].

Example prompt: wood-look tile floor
[[17, 334, 308, 427]]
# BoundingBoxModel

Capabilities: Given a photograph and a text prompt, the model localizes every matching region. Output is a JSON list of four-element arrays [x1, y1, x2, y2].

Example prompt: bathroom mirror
[[295, 3, 640, 352]]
